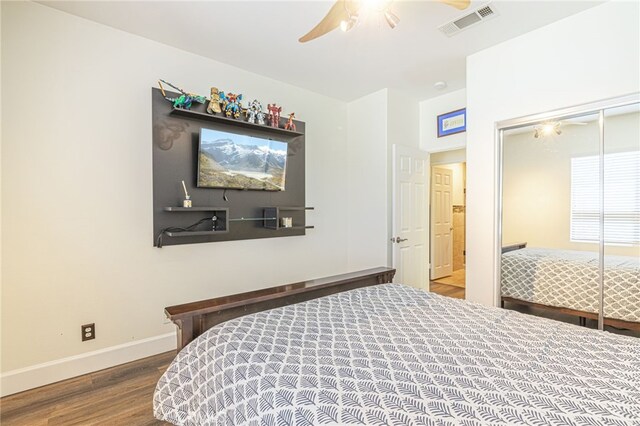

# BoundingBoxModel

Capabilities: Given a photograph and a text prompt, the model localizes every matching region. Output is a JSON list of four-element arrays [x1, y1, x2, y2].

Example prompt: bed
[[501, 248, 640, 328], [154, 270, 640, 425]]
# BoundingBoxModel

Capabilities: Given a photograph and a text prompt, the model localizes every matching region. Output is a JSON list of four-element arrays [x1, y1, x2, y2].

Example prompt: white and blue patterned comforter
[[154, 284, 640, 426], [502, 248, 640, 322]]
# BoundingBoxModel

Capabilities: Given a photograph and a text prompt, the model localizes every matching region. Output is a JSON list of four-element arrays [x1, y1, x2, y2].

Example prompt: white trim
[[496, 92, 640, 130], [0, 331, 176, 397]]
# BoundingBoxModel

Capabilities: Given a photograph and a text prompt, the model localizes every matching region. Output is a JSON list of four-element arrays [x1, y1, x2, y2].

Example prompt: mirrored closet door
[[498, 96, 639, 337], [603, 104, 640, 332]]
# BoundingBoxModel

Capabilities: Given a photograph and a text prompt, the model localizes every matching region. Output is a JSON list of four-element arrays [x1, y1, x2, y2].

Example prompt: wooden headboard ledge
[[165, 267, 396, 351]]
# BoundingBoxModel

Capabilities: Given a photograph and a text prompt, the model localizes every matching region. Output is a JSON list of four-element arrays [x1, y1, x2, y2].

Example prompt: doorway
[[429, 148, 466, 299]]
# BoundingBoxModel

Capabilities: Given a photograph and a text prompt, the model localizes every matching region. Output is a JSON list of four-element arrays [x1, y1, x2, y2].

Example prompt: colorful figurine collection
[[206, 87, 222, 114], [220, 92, 243, 119], [284, 112, 296, 131], [245, 99, 266, 125], [158, 80, 206, 110], [158, 79, 295, 130], [267, 104, 282, 128]]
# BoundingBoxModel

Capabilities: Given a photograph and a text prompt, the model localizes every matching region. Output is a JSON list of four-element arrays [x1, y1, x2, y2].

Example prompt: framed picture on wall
[[437, 108, 466, 138]]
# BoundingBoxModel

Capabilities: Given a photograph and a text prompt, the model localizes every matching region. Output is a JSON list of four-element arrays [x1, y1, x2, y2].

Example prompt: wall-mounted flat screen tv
[[197, 128, 288, 191]]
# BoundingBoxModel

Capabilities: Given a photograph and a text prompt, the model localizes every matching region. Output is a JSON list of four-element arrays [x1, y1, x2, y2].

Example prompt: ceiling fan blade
[[438, 0, 471, 10], [299, 0, 357, 43]]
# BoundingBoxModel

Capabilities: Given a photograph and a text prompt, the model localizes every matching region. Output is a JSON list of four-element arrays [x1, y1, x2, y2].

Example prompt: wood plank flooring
[[429, 282, 465, 299], [0, 351, 175, 425], [431, 269, 466, 289]]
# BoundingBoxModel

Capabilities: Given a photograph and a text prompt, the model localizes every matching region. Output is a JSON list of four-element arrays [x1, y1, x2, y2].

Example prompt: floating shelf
[[164, 206, 227, 212], [263, 207, 314, 230], [165, 230, 227, 237], [230, 217, 277, 222], [170, 108, 304, 137], [159, 207, 229, 239], [271, 207, 315, 211]]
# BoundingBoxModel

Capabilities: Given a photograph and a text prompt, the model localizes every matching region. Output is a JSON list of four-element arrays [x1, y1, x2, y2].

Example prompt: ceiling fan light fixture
[[299, 0, 469, 43], [361, 0, 390, 13], [384, 10, 400, 29], [534, 121, 562, 138], [340, 15, 358, 32]]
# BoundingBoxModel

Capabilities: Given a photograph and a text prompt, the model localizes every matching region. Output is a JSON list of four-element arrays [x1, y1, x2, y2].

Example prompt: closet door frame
[[494, 92, 640, 330]]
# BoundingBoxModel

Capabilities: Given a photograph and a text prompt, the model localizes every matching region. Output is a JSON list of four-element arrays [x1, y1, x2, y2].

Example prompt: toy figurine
[[206, 87, 222, 114], [245, 99, 266, 125], [267, 104, 282, 128], [220, 92, 243, 119], [284, 112, 296, 131], [158, 79, 206, 110]]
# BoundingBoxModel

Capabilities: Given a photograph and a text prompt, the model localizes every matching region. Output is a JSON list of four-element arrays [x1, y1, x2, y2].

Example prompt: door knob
[[391, 237, 409, 243]]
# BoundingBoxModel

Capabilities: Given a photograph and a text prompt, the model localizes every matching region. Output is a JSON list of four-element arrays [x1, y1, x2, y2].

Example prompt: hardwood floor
[[0, 351, 175, 425], [431, 269, 466, 289], [430, 281, 465, 299]]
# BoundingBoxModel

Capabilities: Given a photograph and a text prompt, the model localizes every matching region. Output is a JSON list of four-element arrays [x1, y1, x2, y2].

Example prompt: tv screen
[[197, 128, 288, 191]]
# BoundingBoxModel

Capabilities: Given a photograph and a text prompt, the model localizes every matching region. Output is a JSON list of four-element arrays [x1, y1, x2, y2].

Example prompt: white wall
[[346, 89, 389, 270], [345, 88, 422, 270], [1, 1, 355, 387], [430, 148, 466, 165], [466, 0, 640, 306], [389, 89, 421, 151], [419, 89, 466, 153]]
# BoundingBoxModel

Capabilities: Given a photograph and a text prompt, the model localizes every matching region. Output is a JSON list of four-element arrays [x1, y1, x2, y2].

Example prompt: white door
[[430, 166, 453, 280], [392, 145, 429, 289]]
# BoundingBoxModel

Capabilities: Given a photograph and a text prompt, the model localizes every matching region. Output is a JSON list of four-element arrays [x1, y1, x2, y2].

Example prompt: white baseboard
[[0, 331, 176, 397]]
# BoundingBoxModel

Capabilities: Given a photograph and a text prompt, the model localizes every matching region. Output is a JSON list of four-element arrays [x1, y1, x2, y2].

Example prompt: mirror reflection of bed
[[500, 104, 640, 338]]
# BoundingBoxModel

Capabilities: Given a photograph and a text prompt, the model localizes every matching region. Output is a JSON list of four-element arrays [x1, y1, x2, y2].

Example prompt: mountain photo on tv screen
[[197, 128, 288, 191]]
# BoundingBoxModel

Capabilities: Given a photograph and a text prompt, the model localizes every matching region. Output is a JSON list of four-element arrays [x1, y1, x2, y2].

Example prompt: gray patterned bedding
[[501, 248, 640, 323], [154, 284, 640, 425]]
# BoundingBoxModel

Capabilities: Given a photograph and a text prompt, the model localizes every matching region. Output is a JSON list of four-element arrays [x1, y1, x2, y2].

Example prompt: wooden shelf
[[230, 217, 277, 222], [165, 230, 228, 237], [164, 207, 227, 212], [268, 207, 314, 211], [170, 108, 304, 137], [263, 207, 314, 230]]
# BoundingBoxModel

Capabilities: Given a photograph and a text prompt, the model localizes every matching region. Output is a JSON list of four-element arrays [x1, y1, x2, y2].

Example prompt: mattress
[[154, 284, 640, 425], [502, 248, 640, 323]]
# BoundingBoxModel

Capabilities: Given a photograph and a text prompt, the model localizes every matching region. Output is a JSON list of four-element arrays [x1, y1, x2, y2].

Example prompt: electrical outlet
[[82, 323, 95, 341]]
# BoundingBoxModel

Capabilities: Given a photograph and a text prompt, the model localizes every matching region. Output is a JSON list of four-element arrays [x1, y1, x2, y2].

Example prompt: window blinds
[[571, 151, 640, 245]]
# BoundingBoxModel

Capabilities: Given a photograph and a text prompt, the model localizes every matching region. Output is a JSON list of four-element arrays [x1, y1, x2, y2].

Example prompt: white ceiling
[[40, 0, 603, 102]]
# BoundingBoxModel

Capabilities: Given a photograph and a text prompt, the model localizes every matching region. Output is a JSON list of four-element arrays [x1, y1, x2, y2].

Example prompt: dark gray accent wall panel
[[152, 88, 306, 246]]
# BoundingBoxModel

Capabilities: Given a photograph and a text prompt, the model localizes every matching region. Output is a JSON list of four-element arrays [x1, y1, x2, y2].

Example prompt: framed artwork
[[437, 108, 466, 138]]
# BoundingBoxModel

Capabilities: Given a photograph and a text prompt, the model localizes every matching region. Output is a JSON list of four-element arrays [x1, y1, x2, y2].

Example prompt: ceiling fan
[[299, 0, 471, 43], [533, 120, 588, 138]]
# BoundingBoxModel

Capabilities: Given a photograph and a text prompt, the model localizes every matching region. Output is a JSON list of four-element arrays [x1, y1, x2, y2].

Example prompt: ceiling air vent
[[438, 3, 498, 37]]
